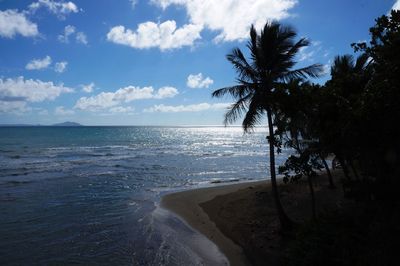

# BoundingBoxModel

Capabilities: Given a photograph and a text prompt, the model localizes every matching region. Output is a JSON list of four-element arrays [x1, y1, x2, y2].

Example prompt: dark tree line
[[280, 10, 400, 206], [213, 10, 400, 229]]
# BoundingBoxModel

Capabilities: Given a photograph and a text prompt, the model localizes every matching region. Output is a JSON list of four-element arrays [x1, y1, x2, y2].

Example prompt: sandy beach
[[161, 181, 266, 266], [161, 172, 344, 265]]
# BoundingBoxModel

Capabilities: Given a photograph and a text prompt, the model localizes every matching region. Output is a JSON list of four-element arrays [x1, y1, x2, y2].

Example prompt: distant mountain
[[52, 121, 82, 127]]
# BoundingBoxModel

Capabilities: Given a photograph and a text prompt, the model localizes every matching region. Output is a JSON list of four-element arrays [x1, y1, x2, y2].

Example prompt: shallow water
[[0, 126, 291, 265]]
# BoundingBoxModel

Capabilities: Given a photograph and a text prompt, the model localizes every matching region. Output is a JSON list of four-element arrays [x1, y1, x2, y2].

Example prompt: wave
[[150, 207, 229, 265]]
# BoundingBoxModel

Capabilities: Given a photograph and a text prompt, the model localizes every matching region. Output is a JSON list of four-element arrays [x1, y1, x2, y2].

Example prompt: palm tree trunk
[[307, 173, 317, 220], [321, 156, 335, 188], [267, 109, 292, 231]]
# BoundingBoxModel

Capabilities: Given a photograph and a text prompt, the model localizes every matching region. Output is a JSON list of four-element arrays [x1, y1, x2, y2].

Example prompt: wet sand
[[161, 172, 344, 265], [161, 181, 266, 266]]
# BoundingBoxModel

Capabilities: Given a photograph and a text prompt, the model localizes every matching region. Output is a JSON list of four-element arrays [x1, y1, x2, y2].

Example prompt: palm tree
[[278, 81, 336, 189], [212, 22, 323, 230], [275, 80, 324, 220], [324, 54, 372, 180]]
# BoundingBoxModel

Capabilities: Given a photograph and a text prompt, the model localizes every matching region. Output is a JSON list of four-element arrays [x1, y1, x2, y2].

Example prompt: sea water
[[0, 126, 291, 265]]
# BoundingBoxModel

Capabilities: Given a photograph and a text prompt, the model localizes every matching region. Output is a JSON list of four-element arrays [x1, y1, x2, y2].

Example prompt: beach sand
[[161, 172, 344, 265]]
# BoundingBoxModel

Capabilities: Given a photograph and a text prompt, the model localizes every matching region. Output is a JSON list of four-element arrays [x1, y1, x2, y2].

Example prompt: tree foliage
[[212, 22, 323, 230]]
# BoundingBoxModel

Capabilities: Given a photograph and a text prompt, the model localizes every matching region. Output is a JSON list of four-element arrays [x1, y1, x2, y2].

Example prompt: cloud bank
[[144, 102, 229, 113], [107, 20, 202, 50], [0, 77, 73, 113], [0, 76, 73, 103], [75, 85, 178, 111], [29, 0, 79, 19], [0, 10, 39, 38], [151, 0, 297, 42]]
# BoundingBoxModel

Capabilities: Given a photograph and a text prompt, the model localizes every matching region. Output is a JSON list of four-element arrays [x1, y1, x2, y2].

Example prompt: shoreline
[[160, 180, 269, 266], [161, 172, 344, 265]]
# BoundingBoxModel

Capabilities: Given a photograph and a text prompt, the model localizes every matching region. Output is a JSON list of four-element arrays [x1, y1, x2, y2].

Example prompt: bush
[[283, 201, 400, 266]]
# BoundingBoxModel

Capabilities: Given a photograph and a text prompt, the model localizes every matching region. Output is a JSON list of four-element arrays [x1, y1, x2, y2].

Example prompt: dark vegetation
[[212, 10, 400, 265], [212, 21, 323, 231]]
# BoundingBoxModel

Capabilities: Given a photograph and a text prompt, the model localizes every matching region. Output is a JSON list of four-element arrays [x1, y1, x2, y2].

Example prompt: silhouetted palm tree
[[212, 22, 323, 230], [276, 80, 336, 189], [324, 54, 372, 180], [275, 80, 324, 220]]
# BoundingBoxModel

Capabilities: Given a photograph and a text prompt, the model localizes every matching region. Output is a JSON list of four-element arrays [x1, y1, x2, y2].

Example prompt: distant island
[[52, 121, 82, 127]]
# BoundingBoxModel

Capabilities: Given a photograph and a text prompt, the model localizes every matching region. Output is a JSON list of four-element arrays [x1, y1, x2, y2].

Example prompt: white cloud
[[25, 57, 68, 73], [144, 102, 229, 113], [0, 76, 73, 103], [109, 106, 135, 113], [81, 82, 95, 93], [76, 31, 88, 44], [25, 55, 52, 70], [58, 25, 75, 43], [0, 101, 30, 114], [297, 41, 323, 62], [107, 20, 202, 50], [54, 61, 68, 73], [114, 86, 154, 101], [322, 64, 330, 75], [392, 0, 400, 10], [55, 106, 74, 115], [58, 25, 88, 45], [322, 59, 332, 75], [29, 0, 79, 19], [74, 85, 178, 111], [75, 92, 117, 110], [187, 73, 214, 88], [0, 10, 39, 38], [154, 86, 179, 98], [298, 47, 315, 61], [151, 0, 297, 42], [129, 0, 138, 9]]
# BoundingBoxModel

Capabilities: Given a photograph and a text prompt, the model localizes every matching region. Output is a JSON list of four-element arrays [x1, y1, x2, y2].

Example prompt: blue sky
[[0, 0, 398, 125]]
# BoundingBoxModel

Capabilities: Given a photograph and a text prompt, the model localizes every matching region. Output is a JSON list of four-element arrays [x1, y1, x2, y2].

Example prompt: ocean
[[0, 126, 291, 265]]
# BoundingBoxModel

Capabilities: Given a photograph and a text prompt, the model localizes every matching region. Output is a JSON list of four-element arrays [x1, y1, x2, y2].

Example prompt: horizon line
[[0, 123, 248, 127]]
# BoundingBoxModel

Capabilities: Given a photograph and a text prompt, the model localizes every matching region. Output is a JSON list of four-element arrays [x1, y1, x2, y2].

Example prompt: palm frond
[[274, 24, 297, 49], [282, 64, 324, 81], [248, 24, 264, 72], [286, 38, 310, 59], [212, 21, 324, 138], [242, 98, 263, 132], [212, 85, 252, 99], [331, 55, 354, 76], [223, 94, 252, 125], [227, 48, 257, 81]]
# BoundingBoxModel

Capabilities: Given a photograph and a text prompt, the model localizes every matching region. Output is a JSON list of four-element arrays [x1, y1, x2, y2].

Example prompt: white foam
[[151, 207, 229, 265]]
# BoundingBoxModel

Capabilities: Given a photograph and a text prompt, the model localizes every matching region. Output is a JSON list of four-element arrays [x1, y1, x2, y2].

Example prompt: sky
[[0, 0, 399, 126]]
